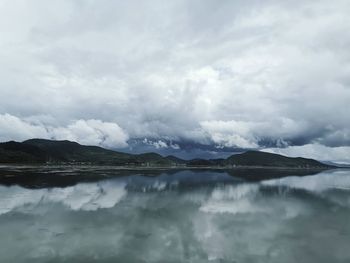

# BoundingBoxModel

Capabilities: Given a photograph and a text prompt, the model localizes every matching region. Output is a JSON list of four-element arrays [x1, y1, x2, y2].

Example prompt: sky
[[0, 0, 350, 162]]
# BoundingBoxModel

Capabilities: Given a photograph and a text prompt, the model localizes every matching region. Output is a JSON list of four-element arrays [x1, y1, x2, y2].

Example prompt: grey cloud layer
[[0, 0, 350, 159]]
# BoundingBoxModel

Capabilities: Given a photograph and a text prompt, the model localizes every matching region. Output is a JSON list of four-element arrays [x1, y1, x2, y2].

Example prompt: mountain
[[0, 141, 47, 163], [23, 139, 133, 165], [133, 152, 173, 166], [321, 161, 350, 168], [186, 158, 225, 166], [0, 139, 333, 169], [165, 155, 188, 165], [0, 139, 172, 166], [223, 151, 329, 168]]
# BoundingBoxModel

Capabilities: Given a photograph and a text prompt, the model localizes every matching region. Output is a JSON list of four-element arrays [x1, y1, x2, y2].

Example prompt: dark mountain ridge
[[224, 151, 327, 168], [0, 139, 333, 169]]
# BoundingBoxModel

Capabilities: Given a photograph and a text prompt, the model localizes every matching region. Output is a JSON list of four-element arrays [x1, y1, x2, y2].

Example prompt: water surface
[[0, 167, 349, 262]]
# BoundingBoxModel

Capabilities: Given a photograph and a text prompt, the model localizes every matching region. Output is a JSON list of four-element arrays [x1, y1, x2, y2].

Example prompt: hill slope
[[224, 151, 329, 168], [23, 139, 133, 165], [0, 141, 47, 163], [0, 139, 173, 166]]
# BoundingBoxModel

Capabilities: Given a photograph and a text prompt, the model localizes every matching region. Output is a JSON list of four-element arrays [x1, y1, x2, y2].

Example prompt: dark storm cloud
[[0, 0, 350, 161]]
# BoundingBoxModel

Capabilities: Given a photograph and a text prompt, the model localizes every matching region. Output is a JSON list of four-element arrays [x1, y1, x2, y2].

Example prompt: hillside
[[0, 141, 47, 163], [0, 139, 333, 169], [0, 139, 173, 166], [224, 151, 329, 168]]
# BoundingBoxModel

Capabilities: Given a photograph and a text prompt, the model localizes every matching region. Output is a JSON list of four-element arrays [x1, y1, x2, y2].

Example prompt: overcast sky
[[1, 0, 350, 162]]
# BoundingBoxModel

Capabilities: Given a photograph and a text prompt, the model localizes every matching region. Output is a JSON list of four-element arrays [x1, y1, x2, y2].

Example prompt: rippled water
[[0, 168, 350, 262]]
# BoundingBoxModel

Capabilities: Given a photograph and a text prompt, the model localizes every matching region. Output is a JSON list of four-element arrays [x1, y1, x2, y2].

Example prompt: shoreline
[[0, 163, 339, 170], [0, 164, 345, 189]]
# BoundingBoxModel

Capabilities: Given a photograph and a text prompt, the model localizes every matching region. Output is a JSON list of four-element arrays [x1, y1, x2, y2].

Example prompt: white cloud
[[0, 114, 128, 148], [0, 0, 349, 159], [200, 119, 314, 148], [142, 138, 181, 150], [142, 139, 168, 149], [200, 120, 259, 148], [262, 144, 350, 164], [52, 119, 129, 148], [0, 114, 49, 142], [170, 143, 180, 150]]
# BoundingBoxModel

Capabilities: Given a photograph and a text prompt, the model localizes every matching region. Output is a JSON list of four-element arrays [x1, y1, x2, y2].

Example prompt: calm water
[[0, 167, 349, 262]]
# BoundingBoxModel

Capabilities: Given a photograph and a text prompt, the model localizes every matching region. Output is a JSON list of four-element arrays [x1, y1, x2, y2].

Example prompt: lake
[[0, 166, 349, 262]]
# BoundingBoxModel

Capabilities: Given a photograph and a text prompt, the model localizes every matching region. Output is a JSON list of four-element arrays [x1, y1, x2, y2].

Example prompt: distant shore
[[0, 164, 343, 189], [0, 163, 337, 170]]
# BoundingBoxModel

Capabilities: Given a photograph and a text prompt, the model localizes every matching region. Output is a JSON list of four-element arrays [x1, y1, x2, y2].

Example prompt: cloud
[[0, 114, 49, 142], [0, 114, 128, 148], [0, 0, 349, 161], [52, 119, 129, 148], [200, 120, 259, 148], [142, 138, 180, 150], [142, 139, 168, 149], [262, 144, 350, 164]]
